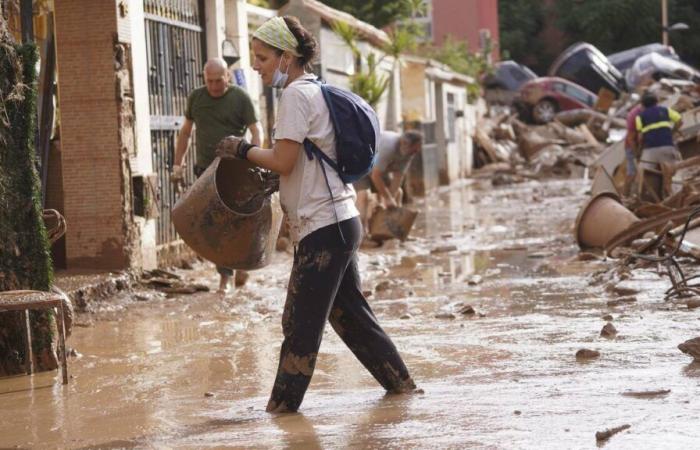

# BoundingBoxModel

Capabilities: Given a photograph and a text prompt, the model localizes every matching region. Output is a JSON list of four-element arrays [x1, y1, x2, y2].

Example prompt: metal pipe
[[662, 0, 669, 46], [20, 0, 32, 43]]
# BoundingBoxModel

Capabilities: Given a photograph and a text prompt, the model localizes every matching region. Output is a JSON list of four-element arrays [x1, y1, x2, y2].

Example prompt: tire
[[532, 99, 558, 124]]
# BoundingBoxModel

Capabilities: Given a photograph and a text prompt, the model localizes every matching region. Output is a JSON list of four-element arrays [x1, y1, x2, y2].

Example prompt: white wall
[[225, 0, 264, 142], [205, 0, 226, 59], [128, 0, 157, 269]]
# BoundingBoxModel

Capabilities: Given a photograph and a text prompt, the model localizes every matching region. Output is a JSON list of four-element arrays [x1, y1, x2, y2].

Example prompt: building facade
[[418, 0, 500, 62], [6, 0, 482, 272]]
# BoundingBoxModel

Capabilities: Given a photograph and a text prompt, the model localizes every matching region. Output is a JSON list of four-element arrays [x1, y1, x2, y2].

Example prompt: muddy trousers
[[267, 217, 415, 413]]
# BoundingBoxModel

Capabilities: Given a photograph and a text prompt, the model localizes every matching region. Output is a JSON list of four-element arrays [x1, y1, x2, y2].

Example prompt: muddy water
[[3, 179, 700, 449]]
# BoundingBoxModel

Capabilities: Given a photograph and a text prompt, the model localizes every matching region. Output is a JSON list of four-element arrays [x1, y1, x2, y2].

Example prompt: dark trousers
[[266, 216, 415, 413], [194, 165, 233, 277]]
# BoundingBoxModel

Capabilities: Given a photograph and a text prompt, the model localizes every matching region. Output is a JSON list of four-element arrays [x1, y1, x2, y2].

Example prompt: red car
[[515, 77, 598, 123]]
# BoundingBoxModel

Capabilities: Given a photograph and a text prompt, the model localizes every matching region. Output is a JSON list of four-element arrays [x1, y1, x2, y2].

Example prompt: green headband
[[253, 17, 302, 57]]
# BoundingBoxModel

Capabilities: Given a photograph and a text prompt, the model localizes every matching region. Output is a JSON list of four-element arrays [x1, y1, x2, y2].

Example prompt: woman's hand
[[216, 136, 256, 160]]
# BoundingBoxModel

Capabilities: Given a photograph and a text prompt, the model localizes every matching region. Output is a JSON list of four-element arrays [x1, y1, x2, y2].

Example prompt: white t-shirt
[[273, 74, 359, 244]]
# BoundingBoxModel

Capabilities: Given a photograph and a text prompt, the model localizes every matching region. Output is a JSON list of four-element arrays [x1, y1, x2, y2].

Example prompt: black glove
[[216, 136, 256, 160]]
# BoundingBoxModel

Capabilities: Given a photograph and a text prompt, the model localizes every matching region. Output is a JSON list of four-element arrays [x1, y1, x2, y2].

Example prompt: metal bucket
[[171, 158, 282, 270]]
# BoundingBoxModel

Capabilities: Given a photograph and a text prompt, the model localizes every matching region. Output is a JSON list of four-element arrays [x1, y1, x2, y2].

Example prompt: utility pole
[[662, 0, 669, 46]]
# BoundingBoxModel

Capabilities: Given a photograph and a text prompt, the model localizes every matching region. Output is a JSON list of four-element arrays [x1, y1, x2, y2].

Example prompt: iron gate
[[144, 0, 205, 247]]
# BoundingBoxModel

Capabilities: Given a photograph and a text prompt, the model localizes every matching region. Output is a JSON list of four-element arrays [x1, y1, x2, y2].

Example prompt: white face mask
[[271, 56, 290, 88]]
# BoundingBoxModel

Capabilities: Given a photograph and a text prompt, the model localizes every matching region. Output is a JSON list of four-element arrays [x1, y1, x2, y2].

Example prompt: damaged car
[[549, 42, 626, 97], [625, 52, 700, 89], [515, 77, 597, 124]]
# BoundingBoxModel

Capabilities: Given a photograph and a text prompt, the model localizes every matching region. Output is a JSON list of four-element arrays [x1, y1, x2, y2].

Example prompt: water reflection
[[3, 179, 700, 448]]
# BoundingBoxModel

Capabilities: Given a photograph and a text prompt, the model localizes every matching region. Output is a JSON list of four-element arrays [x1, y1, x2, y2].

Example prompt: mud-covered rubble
[[141, 268, 210, 295], [568, 79, 700, 381], [473, 113, 605, 183], [474, 78, 700, 188], [54, 271, 133, 311]]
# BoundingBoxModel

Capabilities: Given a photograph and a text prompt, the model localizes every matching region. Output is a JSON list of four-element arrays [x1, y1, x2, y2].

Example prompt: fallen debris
[[595, 424, 631, 443], [576, 349, 601, 360], [161, 284, 209, 295], [621, 389, 670, 398]]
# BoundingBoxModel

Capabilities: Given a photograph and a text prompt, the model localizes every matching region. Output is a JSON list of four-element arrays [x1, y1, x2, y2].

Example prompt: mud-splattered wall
[[53, 0, 139, 270]]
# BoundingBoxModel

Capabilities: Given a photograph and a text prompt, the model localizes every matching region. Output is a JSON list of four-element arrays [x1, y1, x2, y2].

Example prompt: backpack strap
[[301, 79, 348, 244]]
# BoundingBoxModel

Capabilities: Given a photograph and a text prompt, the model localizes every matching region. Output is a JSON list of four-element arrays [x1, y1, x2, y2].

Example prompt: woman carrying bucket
[[216, 16, 417, 413]]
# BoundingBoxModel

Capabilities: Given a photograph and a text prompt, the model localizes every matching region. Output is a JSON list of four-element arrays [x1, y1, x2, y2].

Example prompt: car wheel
[[533, 99, 558, 123]]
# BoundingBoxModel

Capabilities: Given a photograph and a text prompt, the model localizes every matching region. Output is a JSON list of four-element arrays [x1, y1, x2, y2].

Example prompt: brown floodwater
[[2, 178, 700, 449]]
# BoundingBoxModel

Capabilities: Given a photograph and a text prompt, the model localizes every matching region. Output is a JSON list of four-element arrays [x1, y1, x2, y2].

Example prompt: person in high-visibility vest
[[635, 92, 683, 171]]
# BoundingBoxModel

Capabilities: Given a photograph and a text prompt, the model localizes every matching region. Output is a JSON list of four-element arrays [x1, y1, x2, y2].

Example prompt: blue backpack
[[303, 79, 380, 183]]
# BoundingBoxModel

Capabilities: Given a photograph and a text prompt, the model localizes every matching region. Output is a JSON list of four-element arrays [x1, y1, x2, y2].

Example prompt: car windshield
[[589, 51, 612, 73], [553, 81, 596, 106]]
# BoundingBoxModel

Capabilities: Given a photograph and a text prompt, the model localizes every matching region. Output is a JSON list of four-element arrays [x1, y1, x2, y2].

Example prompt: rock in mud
[[400, 314, 412, 320], [601, 323, 618, 338], [595, 424, 631, 442], [576, 349, 600, 360], [435, 312, 456, 320], [678, 337, 700, 361], [375, 280, 394, 292], [204, 392, 215, 397], [602, 314, 613, 321], [686, 298, 700, 310], [362, 290, 373, 298], [458, 305, 476, 316]]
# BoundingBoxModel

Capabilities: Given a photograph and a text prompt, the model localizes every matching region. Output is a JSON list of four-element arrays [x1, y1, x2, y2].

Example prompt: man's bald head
[[203, 58, 230, 98], [204, 57, 228, 76]]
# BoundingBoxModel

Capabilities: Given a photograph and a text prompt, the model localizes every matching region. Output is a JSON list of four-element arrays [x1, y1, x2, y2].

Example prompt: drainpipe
[[20, 0, 32, 43], [662, 0, 668, 46]]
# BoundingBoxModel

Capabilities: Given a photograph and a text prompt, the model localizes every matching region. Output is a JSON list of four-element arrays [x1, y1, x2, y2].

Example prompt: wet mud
[[2, 179, 700, 448]]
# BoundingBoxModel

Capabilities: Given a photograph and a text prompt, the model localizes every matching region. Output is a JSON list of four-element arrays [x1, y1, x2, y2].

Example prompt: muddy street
[[2, 178, 700, 449]]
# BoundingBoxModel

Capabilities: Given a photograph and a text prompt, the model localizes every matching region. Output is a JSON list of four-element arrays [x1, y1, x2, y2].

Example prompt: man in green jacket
[[171, 58, 261, 294]]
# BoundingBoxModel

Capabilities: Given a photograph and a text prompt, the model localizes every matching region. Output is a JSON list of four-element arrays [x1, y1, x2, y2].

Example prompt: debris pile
[[141, 268, 210, 295], [474, 78, 700, 188], [473, 109, 615, 183]]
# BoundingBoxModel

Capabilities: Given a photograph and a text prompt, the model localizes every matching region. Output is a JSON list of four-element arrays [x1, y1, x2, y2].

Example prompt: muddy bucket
[[369, 206, 418, 242], [574, 192, 639, 249], [171, 158, 282, 270]]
